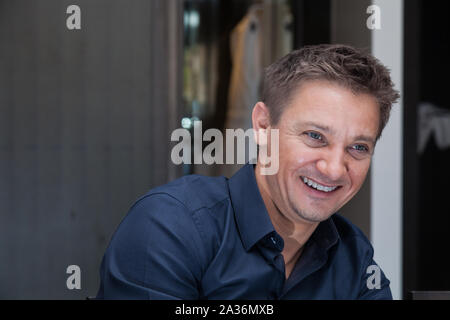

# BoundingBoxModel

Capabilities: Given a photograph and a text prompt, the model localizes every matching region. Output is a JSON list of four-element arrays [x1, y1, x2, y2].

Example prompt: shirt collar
[[309, 215, 340, 251], [228, 163, 340, 252]]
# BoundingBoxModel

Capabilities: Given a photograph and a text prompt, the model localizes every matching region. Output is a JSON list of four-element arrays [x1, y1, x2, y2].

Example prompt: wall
[[0, 0, 183, 299], [370, 0, 403, 300]]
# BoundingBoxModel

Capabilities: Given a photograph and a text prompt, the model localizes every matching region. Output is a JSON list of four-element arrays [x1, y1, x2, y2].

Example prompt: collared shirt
[[96, 163, 392, 299]]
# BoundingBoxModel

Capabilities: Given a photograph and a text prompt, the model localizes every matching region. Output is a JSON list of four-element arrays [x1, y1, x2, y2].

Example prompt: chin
[[292, 205, 335, 223]]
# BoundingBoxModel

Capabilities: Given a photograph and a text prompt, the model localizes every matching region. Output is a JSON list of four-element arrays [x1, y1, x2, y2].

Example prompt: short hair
[[261, 44, 400, 140]]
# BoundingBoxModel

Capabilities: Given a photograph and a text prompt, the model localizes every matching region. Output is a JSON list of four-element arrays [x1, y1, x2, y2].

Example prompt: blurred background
[[0, 0, 448, 299]]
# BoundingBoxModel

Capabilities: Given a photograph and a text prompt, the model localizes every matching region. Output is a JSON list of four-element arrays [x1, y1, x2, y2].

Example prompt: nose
[[316, 149, 348, 183]]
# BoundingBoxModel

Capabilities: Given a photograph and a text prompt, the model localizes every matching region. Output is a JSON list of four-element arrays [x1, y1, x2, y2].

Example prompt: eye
[[352, 144, 369, 152], [348, 144, 371, 159], [302, 131, 327, 147], [306, 131, 323, 141]]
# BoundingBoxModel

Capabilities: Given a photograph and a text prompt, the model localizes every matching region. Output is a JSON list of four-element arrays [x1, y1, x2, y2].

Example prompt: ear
[[251, 102, 271, 146]]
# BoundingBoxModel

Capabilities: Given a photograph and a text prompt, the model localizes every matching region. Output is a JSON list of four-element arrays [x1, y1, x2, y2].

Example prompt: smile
[[301, 176, 340, 193]]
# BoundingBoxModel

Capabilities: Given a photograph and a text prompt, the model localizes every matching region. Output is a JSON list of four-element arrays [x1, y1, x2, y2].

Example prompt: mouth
[[300, 176, 342, 194]]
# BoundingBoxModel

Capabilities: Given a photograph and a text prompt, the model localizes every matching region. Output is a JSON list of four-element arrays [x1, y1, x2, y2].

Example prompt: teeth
[[302, 177, 338, 192]]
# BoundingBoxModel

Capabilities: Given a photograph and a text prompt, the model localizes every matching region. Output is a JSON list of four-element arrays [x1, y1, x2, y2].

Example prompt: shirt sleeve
[[96, 193, 205, 299]]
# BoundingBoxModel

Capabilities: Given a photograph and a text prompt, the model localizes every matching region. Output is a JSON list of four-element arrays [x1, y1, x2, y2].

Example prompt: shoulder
[[331, 213, 374, 257], [139, 174, 230, 212], [329, 214, 392, 299], [105, 174, 231, 275], [114, 174, 232, 263], [100, 175, 232, 298], [119, 174, 231, 242]]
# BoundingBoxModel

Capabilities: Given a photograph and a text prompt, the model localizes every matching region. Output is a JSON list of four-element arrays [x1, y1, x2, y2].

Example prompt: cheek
[[289, 149, 321, 172], [348, 161, 371, 188], [279, 138, 312, 166], [296, 157, 306, 166]]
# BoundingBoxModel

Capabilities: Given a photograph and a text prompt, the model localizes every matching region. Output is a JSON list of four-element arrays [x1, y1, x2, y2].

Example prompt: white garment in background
[[225, 5, 263, 131], [219, 5, 264, 178], [418, 102, 450, 153]]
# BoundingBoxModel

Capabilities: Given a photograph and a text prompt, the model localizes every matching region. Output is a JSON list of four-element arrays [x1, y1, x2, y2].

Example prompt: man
[[96, 44, 399, 299]]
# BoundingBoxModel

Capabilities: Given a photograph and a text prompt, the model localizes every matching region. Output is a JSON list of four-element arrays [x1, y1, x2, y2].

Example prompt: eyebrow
[[296, 121, 376, 145], [353, 135, 376, 145], [295, 121, 334, 134]]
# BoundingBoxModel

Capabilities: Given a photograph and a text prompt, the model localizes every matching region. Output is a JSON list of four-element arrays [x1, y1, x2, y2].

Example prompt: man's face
[[263, 80, 379, 223]]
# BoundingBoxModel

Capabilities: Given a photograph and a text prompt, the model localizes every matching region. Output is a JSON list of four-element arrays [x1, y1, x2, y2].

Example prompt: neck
[[254, 162, 319, 267]]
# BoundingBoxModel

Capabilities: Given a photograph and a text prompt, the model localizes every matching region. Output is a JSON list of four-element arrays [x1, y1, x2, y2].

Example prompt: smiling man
[[96, 44, 399, 299]]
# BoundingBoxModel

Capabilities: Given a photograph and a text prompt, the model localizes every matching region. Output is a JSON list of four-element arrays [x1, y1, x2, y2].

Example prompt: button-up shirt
[[96, 163, 392, 299]]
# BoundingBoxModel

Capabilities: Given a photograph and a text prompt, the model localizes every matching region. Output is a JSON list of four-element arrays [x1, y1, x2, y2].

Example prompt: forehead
[[281, 80, 380, 139]]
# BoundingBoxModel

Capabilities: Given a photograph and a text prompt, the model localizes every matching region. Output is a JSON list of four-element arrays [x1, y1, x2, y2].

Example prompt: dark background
[[403, 0, 450, 294]]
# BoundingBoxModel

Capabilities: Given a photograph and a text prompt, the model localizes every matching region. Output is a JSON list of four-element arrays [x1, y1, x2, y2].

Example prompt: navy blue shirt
[[96, 163, 392, 299]]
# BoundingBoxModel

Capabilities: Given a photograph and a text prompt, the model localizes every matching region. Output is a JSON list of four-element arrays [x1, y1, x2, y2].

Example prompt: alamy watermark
[[171, 121, 279, 175], [366, 265, 381, 289], [366, 5, 381, 30], [66, 265, 81, 290], [66, 5, 81, 30]]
